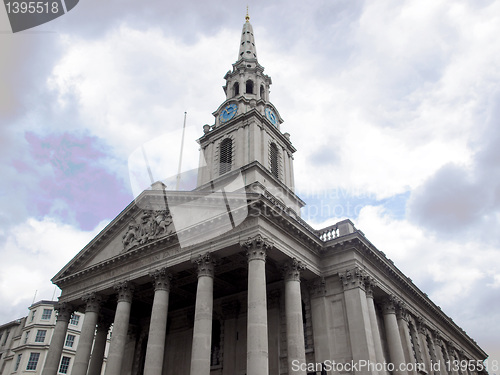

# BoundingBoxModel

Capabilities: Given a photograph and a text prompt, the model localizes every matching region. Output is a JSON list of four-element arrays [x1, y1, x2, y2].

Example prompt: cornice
[[328, 234, 486, 358]]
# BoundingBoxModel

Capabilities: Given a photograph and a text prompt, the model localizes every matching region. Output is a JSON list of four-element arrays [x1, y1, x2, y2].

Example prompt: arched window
[[219, 138, 232, 175], [233, 82, 239, 96], [260, 85, 265, 99], [270, 143, 279, 179], [246, 80, 254, 94]]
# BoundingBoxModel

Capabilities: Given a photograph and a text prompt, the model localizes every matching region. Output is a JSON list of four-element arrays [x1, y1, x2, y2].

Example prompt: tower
[[196, 12, 304, 215]]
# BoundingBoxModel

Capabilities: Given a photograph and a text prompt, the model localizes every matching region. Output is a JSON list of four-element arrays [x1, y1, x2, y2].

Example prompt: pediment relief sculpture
[[123, 209, 174, 251]]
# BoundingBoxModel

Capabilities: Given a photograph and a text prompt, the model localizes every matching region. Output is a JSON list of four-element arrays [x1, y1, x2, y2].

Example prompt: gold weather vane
[[246, 6, 250, 22]]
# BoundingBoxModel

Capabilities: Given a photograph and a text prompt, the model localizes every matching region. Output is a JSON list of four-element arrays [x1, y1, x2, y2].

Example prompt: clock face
[[265, 108, 278, 126], [219, 103, 238, 123]]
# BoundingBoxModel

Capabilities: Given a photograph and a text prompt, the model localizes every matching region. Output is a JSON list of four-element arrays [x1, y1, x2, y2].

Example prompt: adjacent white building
[[0, 301, 107, 375]]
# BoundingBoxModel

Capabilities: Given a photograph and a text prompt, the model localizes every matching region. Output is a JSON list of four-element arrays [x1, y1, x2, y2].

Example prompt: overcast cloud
[[0, 0, 499, 366]]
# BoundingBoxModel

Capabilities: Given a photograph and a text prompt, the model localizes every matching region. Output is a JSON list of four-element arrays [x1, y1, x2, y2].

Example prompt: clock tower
[[196, 12, 304, 215]]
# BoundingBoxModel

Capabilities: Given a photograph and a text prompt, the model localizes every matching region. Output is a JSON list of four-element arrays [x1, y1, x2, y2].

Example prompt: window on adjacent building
[[14, 353, 22, 371], [34, 330, 46, 343], [245, 79, 254, 94], [58, 356, 71, 374], [270, 143, 279, 179], [24, 331, 30, 344], [26, 352, 40, 371], [30, 310, 36, 322], [41, 309, 52, 320], [69, 314, 80, 326], [65, 334, 75, 348], [219, 138, 232, 175]]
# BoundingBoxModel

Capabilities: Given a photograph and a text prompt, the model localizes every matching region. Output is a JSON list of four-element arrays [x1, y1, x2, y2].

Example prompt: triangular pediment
[[52, 190, 177, 283], [52, 185, 252, 285]]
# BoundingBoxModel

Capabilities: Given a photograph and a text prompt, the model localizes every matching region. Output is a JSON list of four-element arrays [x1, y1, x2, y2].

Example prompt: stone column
[[73, 293, 103, 375], [339, 267, 378, 375], [41, 303, 73, 375], [396, 304, 417, 375], [382, 296, 408, 375], [87, 316, 111, 375], [190, 253, 216, 375], [283, 258, 306, 375], [365, 277, 388, 375], [433, 331, 447, 375], [144, 268, 172, 375], [309, 278, 332, 373], [459, 350, 472, 375], [416, 318, 433, 375], [242, 234, 273, 375], [447, 343, 460, 375], [104, 281, 134, 375], [427, 331, 440, 374]]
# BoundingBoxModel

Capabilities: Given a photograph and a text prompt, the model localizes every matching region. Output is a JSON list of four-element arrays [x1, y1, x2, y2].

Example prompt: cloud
[[355, 205, 499, 357], [46, 24, 236, 158], [0, 217, 106, 321], [263, 0, 500, 200], [408, 91, 500, 242]]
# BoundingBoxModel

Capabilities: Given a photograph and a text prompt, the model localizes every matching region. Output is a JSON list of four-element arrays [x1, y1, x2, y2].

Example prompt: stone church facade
[[41, 14, 487, 375]]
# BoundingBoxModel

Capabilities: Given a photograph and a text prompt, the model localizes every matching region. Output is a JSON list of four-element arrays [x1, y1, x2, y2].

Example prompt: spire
[[238, 9, 257, 61]]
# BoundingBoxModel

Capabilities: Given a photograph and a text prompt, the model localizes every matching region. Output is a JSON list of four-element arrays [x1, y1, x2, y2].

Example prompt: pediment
[[52, 192, 178, 283], [52, 187, 252, 284]]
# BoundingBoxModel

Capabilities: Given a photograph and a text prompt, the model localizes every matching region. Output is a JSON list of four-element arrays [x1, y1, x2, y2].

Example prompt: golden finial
[[245, 6, 250, 22]]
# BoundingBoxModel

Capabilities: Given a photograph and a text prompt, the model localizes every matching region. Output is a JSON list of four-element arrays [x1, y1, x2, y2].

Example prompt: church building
[[41, 13, 487, 375]]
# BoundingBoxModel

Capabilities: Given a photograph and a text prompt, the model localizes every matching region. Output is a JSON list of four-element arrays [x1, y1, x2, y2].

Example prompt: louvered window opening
[[270, 143, 279, 179], [220, 139, 232, 175]]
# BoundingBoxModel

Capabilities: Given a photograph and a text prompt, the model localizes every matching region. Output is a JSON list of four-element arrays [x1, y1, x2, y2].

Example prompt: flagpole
[[176, 112, 187, 190]]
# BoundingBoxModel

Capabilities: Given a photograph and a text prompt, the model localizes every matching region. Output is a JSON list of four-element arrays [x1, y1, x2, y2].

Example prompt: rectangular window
[[34, 330, 46, 343], [26, 352, 40, 370], [24, 331, 30, 344], [14, 353, 22, 371], [41, 309, 52, 320], [58, 356, 71, 374], [64, 334, 75, 348], [69, 314, 80, 326], [30, 310, 36, 322]]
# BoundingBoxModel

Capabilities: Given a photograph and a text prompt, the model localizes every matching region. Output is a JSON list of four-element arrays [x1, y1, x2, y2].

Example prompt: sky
[[0, 0, 499, 367]]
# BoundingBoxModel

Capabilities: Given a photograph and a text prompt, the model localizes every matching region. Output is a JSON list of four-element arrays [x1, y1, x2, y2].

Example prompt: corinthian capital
[[395, 300, 408, 321], [55, 302, 74, 322], [193, 253, 216, 278], [241, 234, 273, 262], [150, 267, 172, 291], [364, 276, 377, 298], [382, 295, 401, 315], [114, 281, 135, 303], [339, 266, 365, 291], [283, 258, 305, 282], [82, 292, 104, 313], [308, 277, 327, 299]]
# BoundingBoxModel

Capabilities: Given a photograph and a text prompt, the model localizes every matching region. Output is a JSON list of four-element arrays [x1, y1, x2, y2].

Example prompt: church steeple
[[238, 10, 257, 61], [195, 13, 304, 215]]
